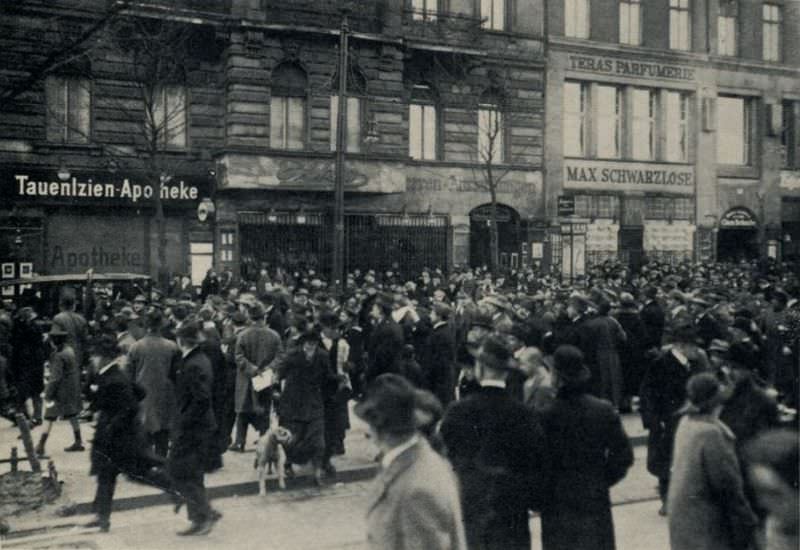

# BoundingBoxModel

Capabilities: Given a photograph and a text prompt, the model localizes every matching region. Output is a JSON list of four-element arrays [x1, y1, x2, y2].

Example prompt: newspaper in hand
[[252, 368, 274, 393]]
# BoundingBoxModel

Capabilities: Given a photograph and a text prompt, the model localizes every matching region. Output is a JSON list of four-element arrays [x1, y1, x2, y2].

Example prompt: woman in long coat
[[668, 373, 757, 550]]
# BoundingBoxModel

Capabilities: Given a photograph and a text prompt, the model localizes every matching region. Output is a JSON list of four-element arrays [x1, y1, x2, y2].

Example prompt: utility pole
[[332, 9, 350, 292]]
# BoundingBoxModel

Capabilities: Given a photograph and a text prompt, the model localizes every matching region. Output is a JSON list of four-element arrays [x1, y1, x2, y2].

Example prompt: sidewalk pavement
[[0, 404, 649, 520]]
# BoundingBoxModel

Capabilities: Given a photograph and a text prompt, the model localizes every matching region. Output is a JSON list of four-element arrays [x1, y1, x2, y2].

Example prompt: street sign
[[557, 195, 575, 217]]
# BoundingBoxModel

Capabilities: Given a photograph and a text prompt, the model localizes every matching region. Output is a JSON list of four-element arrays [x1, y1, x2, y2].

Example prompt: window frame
[[669, 0, 691, 51], [477, 94, 506, 165], [153, 84, 188, 150], [565, 0, 590, 38], [270, 63, 309, 151], [411, 0, 438, 20], [619, 0, 642, 46], [563, 81, 588, 158], [480, 0, 506, 31], [408, 83, 439, 161], [762, 3, 781, 62], [330, 95, 364, 153], [664, 90, 690, 163], [594, 84, 622, 160], [783, 100, 799, 169], [45, 75, 92, 144], [716, 95, 753, 166], [630, 87, 657, 161]]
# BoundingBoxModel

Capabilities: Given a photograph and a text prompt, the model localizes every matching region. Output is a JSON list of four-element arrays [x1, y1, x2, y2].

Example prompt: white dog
[[254, 425, 294, 496]]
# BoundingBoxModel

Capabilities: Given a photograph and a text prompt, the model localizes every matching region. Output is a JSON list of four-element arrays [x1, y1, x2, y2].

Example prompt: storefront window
[[619, 0, 642, 46], [563, 81, 587, 157], [270, 63, 307, 151], [762, 4, 781, 62], [595, 85, 621, 159], [565, 0, 590, 38], [45, 76, 91, 144], [669, 0, 691, 51], [717, 95, 750, 165], [409, 84, 438, 161], [631, 88, 656, 160], [665, 91, 689, 162]]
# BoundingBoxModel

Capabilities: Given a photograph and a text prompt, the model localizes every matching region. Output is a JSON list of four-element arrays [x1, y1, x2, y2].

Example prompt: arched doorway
[[717, 207, 759, 262], [469, 204, 521, 269]]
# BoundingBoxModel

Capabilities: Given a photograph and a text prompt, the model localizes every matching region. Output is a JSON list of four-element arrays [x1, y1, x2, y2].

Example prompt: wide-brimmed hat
[[354, 373, 417, 436], [553, 345, 591, 384]]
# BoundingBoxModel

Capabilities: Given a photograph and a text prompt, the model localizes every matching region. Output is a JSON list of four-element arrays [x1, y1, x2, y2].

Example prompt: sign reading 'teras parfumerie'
[[563, 160, 694, 194], [568, 55, 696, 81]]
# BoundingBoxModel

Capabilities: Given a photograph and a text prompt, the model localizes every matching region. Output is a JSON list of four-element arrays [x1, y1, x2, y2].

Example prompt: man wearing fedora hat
[[539, 345, 633, 550], [364, 294, 404, 384], [357, 374, 466, 550], [440, 334, 547, 550]]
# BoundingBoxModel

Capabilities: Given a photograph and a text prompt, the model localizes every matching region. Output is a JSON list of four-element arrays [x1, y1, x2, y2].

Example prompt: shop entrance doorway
[[717, 207, 759, 262], [469, 204, 521, 269]]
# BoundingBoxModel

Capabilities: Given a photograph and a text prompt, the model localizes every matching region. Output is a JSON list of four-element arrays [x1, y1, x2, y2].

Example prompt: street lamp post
[[332, 9, 350, 292]]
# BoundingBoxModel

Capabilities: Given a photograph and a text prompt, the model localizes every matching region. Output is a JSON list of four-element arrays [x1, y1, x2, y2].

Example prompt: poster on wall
[[561, 235, 586, 280]]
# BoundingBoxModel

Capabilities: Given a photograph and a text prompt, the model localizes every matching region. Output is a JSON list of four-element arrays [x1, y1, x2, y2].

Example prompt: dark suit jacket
[[423, 322, 456, 406], [366, 318, 404, 382], [640, 300, 665, 350], [539, 389, 634, 550], [441, 385, 548, 550], [266, 306, 286, 337], [276, 349, 334, 422]]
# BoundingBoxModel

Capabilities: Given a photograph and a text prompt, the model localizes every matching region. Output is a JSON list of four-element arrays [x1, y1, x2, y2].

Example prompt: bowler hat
[[354, 373, 417, 436], [686, 372, 726, 411], [553, 345, 591, 384]]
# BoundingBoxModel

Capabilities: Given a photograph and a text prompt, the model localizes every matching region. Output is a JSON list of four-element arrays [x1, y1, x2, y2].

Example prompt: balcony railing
[[403, 8, 484, 50], [261, 0, 389, 35]]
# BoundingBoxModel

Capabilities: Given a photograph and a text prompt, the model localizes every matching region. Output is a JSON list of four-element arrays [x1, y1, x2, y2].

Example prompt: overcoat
[[667, 414, 757, 550], [169, 346, 216, 480], [234, 324, 282, 414], [640, 299, 666, 350], [43, 345, 81, 419], [440, 385, 548, 550], [128, 334, 180, 434], [539, 389, 634, 550], [366, 438, 467, 550], [422, 322, 457, 406], [365, 318, 404, 382], [614, 308, 648, 398], [10, 318, 46, 399]]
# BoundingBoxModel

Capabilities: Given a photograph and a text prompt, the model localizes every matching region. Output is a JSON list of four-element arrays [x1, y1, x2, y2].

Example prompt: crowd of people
[[0, 257, 796, 548]]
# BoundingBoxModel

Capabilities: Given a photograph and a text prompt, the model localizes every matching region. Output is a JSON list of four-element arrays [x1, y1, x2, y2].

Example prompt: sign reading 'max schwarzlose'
[[564, 160, 694, 194]]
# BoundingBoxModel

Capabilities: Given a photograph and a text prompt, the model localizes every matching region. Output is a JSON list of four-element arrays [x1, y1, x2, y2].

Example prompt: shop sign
[[780, 170, 800, 191], [568, 55, 695, 81], [4, 171, 206, 207], [557, 195, 575, 217], [564, 160, 693, 194], [720, 207, 757, 228]]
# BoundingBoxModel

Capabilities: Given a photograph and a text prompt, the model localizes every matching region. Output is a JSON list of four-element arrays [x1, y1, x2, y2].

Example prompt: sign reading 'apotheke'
[[568, 55, 696, 81]]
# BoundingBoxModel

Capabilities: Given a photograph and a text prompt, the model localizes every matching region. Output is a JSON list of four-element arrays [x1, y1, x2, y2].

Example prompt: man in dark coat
[[319, 311, 352, 477], [440, 334, 548, 550], [614, 293, 648, 412], [364, 296, 404, 383], [422, 302, 457, 406], [85, 334, 170, 532], [275, 330, 336, 486], [10, 307, 46, 423], [170, 321, 220, 536], [539, 345, 633, 550], [639, 286, 665, 351]]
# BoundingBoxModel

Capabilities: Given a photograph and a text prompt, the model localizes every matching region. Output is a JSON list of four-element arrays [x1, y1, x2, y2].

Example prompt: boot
[[35, 433, 48, 457], [65, 428, 85, 452]]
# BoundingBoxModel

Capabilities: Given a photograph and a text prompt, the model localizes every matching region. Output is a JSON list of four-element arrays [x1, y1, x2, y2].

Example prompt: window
[[153, 86, 187, 149], [717, 96, 751, 165], [762, 4, 781, 62], [595, 85, 621, 159], [45, 76, 90, 144], [478, 103, 504, 163], [411, 0, 437, 20], [674, 198, 693, 219], [783, 100, 799, 168], [669, 0, 691, 51], [665, 91, 689, 162], [481, 0, 505, 30], [409, 84, 437, 160], [563, 82, 587, 157], [189, 242, 213, 287], [330, 96, 362, 152], [717, 0, 737, 56], [574, 195, 620, 218], [631, 88, 656, 160], [270, 63, 307, 150], [619, 0, 641, 45], [565, 0, 590, 38]]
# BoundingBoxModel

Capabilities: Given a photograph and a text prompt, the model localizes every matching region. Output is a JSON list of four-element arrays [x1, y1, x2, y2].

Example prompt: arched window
[[478, 89, 504, 163], [330, 68, 367, 152], [270, 63, 307, 150], [409, 83, 438, 160]]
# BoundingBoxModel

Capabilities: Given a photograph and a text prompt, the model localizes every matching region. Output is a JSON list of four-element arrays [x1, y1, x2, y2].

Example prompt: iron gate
[[345, 213, 449, 275]]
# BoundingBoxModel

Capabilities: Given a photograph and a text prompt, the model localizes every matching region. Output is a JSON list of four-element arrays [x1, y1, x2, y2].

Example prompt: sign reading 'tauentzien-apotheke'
[[564, 160, 694, 194], [568, 55, 696, 81]]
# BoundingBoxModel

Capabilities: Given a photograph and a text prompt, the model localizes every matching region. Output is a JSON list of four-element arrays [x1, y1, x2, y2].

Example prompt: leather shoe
[[227, 443, 244, 453], [177, 519, 213, 536], [64, 443, 85, 452], [84, 517, 110, 532]]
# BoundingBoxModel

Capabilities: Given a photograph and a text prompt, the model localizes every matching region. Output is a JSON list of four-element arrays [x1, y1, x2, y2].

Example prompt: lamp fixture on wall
[[296, 207, 307, 225], [57, 158, 71, 182], [267, 208, 278, 223], [197, 198, 215, 223]]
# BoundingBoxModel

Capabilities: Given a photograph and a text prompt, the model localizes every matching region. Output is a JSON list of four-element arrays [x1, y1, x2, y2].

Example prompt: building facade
[[544, 0, 800, 275]]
